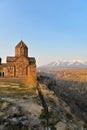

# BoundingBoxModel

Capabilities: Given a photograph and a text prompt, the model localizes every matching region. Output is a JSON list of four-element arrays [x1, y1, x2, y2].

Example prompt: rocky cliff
[[0, 75, 87, 130]]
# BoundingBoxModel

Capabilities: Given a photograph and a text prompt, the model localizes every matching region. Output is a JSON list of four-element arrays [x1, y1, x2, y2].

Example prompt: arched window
[[26, 66, 28, 75], [2, 72, 4, 77]]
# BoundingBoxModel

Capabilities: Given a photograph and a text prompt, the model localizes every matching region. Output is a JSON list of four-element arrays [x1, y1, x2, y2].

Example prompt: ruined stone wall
[[28, 65, 36, 77], [15, 45, 28, 57], [14, 56, 29, 77], [15, 47, 20, 57], [0, 57, 36, 80], [24, 47, 28, 57], [5, 66, 14, 77]]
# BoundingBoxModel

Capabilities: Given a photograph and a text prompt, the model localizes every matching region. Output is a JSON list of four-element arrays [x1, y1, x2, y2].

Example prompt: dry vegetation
[[50, 69, 87, 82], [0, 69, 87, 130], [0, 81, 36, 98], [38, 69, 87, 129]]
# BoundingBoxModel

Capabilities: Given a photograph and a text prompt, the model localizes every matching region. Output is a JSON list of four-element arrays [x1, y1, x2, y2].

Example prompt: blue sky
[[0, 0, 87, 66]]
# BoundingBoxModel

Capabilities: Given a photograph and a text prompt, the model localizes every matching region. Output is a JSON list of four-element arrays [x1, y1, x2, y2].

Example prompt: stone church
[[0, 41, 36, 79]]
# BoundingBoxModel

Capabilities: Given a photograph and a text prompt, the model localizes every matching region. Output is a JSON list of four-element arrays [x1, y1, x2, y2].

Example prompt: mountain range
[[39, 60, 87, 69]]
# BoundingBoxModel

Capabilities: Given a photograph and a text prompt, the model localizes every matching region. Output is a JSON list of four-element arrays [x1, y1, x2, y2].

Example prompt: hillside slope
[[0, 78, 87, 130], [38, 73, 87, 130]]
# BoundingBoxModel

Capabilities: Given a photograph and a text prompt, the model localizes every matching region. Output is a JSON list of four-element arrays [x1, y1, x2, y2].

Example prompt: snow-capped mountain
[[39, 60, 87, 69]]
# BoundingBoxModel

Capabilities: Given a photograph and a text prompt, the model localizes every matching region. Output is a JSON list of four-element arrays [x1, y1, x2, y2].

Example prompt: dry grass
[[38, 83, 59, 105], [24, 75, 37, 87], [0, 75, 37, 98], [0, 80, 37, 98]]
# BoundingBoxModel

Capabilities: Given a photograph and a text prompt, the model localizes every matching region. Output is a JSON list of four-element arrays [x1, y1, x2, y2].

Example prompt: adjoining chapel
[[0, 41, 36, 78]]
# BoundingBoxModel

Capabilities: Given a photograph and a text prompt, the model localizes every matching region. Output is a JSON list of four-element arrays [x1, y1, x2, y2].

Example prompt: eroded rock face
[[0, 75, 87, 130], [0, 101, 30, 130], [37, 74, 87, 130], [55, 122, 67, 130], [0, 96, 46, 130]]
